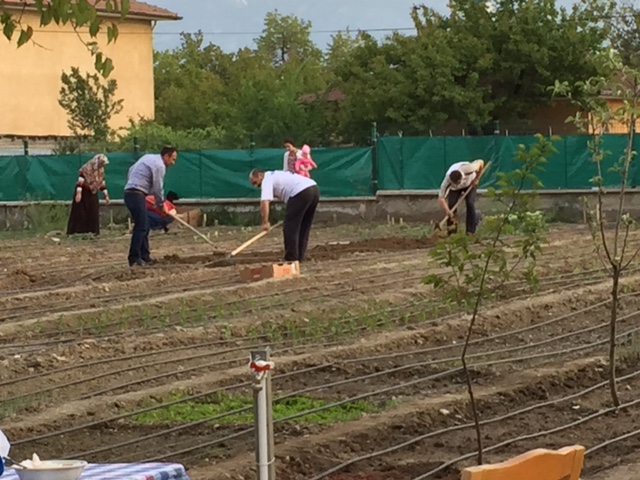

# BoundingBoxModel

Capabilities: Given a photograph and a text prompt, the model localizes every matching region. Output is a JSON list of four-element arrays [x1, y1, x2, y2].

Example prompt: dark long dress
[[67, 189, 100, 235]]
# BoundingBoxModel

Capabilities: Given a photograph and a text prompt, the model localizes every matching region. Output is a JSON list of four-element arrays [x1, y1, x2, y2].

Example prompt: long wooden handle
[[169, 212, 217, 247], [438, 161, 492, 230], [230, 221, 283, 257]]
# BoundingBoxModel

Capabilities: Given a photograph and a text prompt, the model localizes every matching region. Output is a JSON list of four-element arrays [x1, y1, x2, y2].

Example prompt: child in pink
[[294, 144, 317, 178]]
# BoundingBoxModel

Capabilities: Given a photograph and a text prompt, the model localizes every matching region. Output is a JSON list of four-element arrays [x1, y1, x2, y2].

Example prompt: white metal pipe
[[257, 377, 270, 480]]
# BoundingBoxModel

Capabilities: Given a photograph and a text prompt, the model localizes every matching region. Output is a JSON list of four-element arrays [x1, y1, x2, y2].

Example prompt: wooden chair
[[461, 445, 585, 480]]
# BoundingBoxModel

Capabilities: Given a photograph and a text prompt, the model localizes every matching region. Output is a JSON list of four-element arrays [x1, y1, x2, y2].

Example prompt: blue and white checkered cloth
[[1, 462, 190, 480]]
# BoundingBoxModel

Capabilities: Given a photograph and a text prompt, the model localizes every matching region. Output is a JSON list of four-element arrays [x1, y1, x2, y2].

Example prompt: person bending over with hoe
[[438, 159, 484, 236], [249, 169, 319, 262]]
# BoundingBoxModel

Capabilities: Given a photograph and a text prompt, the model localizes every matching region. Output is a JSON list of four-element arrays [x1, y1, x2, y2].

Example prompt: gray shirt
[[125, 154, 166, 206]]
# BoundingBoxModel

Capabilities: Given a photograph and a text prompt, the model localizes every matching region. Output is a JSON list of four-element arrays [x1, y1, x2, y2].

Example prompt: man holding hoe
[[124, 147, 178, 267], [249, 169, 319, 263], [438, 159, 485, 235]]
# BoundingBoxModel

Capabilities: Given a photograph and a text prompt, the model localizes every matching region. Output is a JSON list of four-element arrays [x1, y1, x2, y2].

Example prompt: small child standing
[[294, 144, 317, 178]]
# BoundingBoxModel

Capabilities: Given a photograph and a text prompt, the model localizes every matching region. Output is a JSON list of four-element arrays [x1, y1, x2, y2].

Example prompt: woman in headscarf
[[66, 154, 110, 236]]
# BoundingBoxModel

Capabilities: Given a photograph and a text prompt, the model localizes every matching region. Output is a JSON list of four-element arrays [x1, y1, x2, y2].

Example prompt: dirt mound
[[0, 269, 44, 291], [162, 236, 437, 267], [312, 236, 437, 254]]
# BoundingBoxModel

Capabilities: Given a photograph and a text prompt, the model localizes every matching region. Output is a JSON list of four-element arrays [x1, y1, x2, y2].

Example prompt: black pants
[[124, 190, 151, 265], [447, 186, 478, 234], [283, 186, 319, 262]]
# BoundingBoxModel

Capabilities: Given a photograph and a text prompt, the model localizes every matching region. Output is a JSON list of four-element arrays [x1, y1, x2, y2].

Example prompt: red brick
[[240, 261, 300, 282]]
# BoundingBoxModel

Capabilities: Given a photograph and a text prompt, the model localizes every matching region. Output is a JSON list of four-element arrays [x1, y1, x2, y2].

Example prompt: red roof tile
[[0, 0, 181, 21]]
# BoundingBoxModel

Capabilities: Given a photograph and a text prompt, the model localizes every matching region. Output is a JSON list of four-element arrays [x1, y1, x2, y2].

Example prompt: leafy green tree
[[411, 0, 613, 129], [111, 119, 225, 152], [154, 32, 231, 131], [255, 10, 322, 67], [58, 66, 124, 143], [0, 0, 131, 77], [607, 1, 640, 68]]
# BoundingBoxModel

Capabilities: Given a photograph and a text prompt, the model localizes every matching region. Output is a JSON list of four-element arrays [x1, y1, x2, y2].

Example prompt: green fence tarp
[[0, 147, 372, 201], [376, 134, 637, 191], [0, 135, 637, 202]]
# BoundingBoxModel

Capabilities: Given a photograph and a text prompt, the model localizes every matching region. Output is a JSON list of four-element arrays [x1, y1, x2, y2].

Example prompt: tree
[[608, 1, 640, 69], [153, 32, 231, 131], [255, 10, 322, 67], [0, 0, 131, 77], [58, 66, 124, 143], [407, 0, 613, 130], [553, 50, 640, 407]]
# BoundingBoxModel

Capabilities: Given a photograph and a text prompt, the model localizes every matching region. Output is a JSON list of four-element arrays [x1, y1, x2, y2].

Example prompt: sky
[[148, 0, 581, 53], [148, 0, 442, 52]]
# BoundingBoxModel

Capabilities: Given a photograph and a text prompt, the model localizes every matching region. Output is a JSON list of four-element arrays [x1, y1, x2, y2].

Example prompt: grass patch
[[132, 392, 386, 426]]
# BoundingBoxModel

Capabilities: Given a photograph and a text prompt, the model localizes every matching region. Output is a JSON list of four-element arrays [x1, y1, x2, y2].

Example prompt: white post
[[250, 349, 275, 480]]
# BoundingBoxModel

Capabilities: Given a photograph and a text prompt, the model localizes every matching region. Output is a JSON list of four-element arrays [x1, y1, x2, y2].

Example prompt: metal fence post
[[250, 348, 276, 480], [370, 122, 378, 194], [22, 139, 29, 156]]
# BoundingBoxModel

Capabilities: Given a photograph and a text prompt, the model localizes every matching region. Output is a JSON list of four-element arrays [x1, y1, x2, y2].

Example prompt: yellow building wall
[[596, 99, 640, 134], [528, 101, 581, 136], [0, 11, 155, 137]]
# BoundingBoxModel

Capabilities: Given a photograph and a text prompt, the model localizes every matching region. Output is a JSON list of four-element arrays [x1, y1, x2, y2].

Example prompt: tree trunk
[[609, 265, 621, 407]]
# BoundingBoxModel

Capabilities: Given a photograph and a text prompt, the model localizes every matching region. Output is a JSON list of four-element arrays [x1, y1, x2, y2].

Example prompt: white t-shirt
[[438, 161, 480, 197], [283, 149, 300, 171], [261, 171, 317, 203]]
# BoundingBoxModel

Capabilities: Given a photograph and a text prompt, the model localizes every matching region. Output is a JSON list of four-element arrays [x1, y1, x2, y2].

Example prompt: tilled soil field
[[1, 223, 639, 480]]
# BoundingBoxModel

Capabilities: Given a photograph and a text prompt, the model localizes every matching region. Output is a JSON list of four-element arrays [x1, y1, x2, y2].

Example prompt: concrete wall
[[0, 12, 155, 137], [3, 190, 640, 231]]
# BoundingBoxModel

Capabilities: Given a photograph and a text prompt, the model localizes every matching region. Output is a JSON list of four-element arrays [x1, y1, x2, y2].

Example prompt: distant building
[[0, 0, 180, 139]]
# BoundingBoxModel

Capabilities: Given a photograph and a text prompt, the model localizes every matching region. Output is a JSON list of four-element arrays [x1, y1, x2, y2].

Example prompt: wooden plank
[[461, 445, 585, 480]]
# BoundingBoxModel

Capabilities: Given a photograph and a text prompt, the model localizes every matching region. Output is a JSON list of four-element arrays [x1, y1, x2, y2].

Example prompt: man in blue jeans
[[124, 147, 178, 267]]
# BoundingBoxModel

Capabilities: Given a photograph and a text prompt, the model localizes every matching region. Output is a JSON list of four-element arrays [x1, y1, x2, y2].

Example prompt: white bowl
[[14, 460, 87, 480]]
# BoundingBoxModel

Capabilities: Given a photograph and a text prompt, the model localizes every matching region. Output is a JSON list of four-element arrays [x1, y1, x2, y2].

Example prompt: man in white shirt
[[249, 169, 319, 262], [438, 159, 484, 235]]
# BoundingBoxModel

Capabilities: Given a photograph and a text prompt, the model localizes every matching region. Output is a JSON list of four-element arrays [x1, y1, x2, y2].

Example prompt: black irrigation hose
[[0, 337, 261, 388], [6, 269, 633, 451], [12, 363, 332, 447], [0, 269, 245, 323], [2, 255, 424, 338], [412, 396, 640, 480], [586, 427, 640, 455], [0, 245, 619, 351], [57, 315, 603, 461], [349, 291, 640, 363], [56, 284, 628, 404], [0, 231, 606, 320], [306, 364, 640, 480], [3, 256, 616, 354], [0, 271, 625, 408], [136, 326, 637, 463], [1, 343, 263, 404], [0, 242, 422, 300], [0, 295, 440, 390], [0, 274, 602, 403], [76, 341, 343, 400]]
